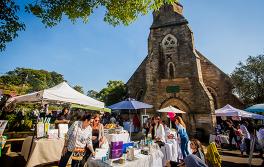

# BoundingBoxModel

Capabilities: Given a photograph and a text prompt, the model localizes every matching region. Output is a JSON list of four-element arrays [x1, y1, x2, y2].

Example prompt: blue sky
[[1, 0, 264, 93]]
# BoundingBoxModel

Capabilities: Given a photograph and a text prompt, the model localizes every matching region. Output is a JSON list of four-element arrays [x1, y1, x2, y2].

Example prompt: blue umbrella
[[245, 104, 264, 113], [108, 98, 153, 138], [108, 98, 153, 110]]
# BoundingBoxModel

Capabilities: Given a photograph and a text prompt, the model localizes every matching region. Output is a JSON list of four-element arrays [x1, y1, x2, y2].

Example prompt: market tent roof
[[71, 104, 111, 113], [251, 112, 264, 120], [7, 82, 104, 108], [157, 106, 185, 114], [245, 104, 264, 113], [215, 104, 252, 118]]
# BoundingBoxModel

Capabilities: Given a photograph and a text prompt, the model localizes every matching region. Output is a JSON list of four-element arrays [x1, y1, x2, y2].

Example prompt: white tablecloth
[[160, 139, 181, 166], [105, 133, 130, 143], [88, 146, 163, 167], [21, 136, 64, 167]]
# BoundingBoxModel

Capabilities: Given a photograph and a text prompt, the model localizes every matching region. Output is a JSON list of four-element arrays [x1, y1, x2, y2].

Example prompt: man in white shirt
[[240, 121, 251, 155]]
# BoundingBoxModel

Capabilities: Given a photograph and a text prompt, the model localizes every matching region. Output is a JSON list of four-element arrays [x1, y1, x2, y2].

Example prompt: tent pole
[[129, 109, 131, 141], [144, 109, 146, 115]]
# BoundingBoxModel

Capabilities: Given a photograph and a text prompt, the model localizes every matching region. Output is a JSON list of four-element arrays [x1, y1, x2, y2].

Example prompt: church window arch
[[162, 34, 178, 49], [167, 62, 175, 79], [136, 89, 144, 101]]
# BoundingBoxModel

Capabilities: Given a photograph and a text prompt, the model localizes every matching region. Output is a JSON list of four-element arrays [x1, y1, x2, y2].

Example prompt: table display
[[21, 136, 64, 167], [105, 132, 130, 143], [88, 144, 163, 167], [104, 125, 130, 143]]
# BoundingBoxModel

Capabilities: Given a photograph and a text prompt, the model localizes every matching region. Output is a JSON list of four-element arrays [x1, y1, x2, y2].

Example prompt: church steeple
[[151, 3, 188, 29]]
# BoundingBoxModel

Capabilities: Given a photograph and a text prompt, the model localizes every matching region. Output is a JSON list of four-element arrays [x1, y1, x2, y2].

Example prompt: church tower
[[145, 3, 216, 135], [127, 3, 243, 138]]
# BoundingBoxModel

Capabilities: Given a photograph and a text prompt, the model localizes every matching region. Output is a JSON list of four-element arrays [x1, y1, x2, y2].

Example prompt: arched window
[[136, 89, 144, 101], [162, 34, 177, 50], [207, 87, 218, 109], [167, 62, 175, 79]]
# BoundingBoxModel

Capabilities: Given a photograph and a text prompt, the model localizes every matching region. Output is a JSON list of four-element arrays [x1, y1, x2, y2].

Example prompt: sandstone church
[[126, 3, 243, 136]]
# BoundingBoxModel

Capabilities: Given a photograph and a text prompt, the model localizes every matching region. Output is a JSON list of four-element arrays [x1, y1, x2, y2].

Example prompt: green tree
[[1, 0, 177, 52], [0, 67, 65, 94], [231, 54, 264, 106], [0, 0, 25, 51], [87, 90, 99, 99], [73, 85, 84, 94], [97, 80, 127, 106]]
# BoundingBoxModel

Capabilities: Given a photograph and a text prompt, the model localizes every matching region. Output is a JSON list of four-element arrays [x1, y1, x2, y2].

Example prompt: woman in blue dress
[[175, 116, 189, 158]]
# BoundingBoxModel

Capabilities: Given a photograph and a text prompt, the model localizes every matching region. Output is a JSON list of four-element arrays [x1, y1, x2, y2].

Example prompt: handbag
[[71, 147, 85, 161], [71, 122, 86, 161]]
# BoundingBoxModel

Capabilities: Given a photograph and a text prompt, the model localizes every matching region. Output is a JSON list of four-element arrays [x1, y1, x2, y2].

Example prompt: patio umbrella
[[108, 98, 153, 110], [157, 106, 185, 128], [245, 104, 264, 113], [108, 98, 153, 137], [157, 106, 185, 114]]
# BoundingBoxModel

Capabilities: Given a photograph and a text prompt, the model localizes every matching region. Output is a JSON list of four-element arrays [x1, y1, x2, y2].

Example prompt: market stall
[[6, 82, 106, 165], [157, 106, 185, 164], [7, 82, 105, 109]]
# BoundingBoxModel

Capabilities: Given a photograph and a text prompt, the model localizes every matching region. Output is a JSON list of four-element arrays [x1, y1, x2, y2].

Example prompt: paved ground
[[1, 149, 263, 167], [220, 149, 264, 167]]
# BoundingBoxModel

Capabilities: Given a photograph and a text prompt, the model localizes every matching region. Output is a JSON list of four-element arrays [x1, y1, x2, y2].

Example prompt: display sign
[[166, 86, 180, 93], [36, 123, 45, 138]]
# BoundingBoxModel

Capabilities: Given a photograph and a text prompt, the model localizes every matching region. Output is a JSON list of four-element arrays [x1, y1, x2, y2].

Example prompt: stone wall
[[198, 51, 244, 109]]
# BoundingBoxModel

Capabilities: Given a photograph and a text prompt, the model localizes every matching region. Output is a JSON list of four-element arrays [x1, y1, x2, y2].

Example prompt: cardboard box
[[110, 149, 123, 159]]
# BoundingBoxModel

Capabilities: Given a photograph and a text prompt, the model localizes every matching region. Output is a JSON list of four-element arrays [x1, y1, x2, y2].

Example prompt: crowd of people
[[56, 111, 108, 167], [143, 115, 211, 167], [51, 107, 212, 167], [48, 107, 264, 167], [216, 118, 264, 157]]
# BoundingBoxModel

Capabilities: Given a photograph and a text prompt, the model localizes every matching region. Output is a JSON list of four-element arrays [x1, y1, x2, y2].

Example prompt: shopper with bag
[[59, 114, 95, 167]]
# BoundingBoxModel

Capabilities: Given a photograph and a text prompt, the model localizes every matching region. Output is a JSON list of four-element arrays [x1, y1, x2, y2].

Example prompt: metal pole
[[129, 109, 131, 141]]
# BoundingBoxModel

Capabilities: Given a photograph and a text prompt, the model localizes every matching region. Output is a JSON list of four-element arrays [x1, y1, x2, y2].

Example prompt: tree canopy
[[87, 90, 99, 99], [0, 0, 25, 52], [0, 0, 177, 52], [231, 54, 264, 106], [73, 85, 84, 94], [97, 80, 127, 106], [0, 67, 65, 95]]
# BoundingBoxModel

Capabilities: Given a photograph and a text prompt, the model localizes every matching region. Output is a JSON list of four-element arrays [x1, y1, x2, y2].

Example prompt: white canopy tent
[[215, 104, 264, 120], [7, 82, 105, 109]]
